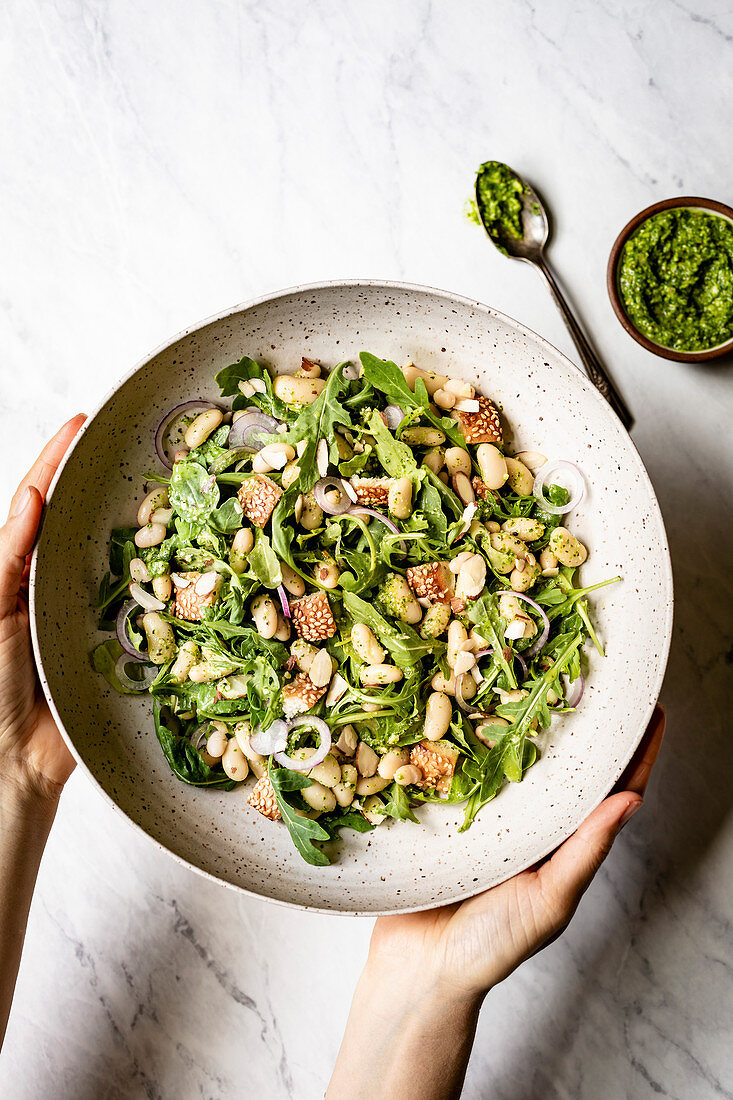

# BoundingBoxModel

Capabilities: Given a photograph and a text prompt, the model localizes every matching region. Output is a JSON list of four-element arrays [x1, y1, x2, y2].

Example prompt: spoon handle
[[536, 257, 634, 431]]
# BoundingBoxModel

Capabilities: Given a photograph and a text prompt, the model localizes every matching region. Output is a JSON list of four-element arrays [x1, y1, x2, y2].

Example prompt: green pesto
[[475, 161, 526, 250], [618, 208, 733, 351]]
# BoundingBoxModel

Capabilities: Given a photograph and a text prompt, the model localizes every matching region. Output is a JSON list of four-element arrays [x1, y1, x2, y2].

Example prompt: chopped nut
[[248, 775, 281, 821], [291, 592, 338, 642], [410, 740, 459, 793], [173, 570, 222, 621], [237, 474, 283, 527], [472, 476, 495, 502], [452, 396, 502, 445], [282, 672, 328, 718], [350, 476, 392, 507], [406, 562, 454, 604]]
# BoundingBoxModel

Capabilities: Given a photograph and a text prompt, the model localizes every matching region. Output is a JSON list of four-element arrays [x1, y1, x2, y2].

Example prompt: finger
[[537, 792, 641, 924], [0, 486, 45, 617], [7, 414, 86, 518], [614, 704, 666, 796]]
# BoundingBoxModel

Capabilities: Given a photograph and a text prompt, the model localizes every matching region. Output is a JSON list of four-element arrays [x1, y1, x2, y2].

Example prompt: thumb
[[0, 486, 44, 617], [537, 792, 642, 923]]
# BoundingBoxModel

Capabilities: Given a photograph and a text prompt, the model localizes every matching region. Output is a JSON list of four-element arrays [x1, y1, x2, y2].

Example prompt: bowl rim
[[606, 195, 733, 362], [29, 277, 674, 915]]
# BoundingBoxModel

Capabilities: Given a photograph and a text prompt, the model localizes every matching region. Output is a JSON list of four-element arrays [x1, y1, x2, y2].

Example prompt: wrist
[[0, 759, 62, 822], [360, 952, 485, 1018]]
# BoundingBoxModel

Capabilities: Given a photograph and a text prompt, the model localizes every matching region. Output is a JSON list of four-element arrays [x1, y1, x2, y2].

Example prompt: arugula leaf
[[380, 782, 420, 823], [269, 764, 331, 866], [209, 496, 244, 533], [367, 408, 417, 477], [467, 593, 517, 689], [90, 639, 144, 694], [153, 699, 236, 788], [359, 353, 466, 447], [248, 529, 283, 589], [169, 460, 220, 523], [215, 355, 286, 418], [339, 447, 373, 477], [320, 809, 376, 839], [342, 591, 442, 668]]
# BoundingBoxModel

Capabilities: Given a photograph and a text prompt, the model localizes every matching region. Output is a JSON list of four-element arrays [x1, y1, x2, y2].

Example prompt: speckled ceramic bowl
[[30, 280, 673, 915]]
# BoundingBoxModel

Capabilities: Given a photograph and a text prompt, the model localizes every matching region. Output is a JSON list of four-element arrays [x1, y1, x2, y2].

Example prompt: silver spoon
[[475, 162, 633, 431]]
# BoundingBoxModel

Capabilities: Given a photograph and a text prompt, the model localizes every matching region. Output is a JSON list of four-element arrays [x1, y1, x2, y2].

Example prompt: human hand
[[368, 704, 666, 1002], [0, 416, 86, 802]]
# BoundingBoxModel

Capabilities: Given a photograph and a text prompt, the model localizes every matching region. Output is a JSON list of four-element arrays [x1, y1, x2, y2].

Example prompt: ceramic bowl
[[607, 195, 733, 362], [30, 280, 673, 914]]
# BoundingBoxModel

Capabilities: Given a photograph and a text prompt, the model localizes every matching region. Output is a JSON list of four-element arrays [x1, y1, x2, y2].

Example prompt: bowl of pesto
[[607, 196, 733, 361]]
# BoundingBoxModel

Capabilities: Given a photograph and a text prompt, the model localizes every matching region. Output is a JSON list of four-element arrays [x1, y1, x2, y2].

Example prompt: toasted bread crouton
[[350, 477, 391, 507], [452, 396, 502, 445], [171, 570, 222, 621], [410, 740, 460, 794], [237, 474, 283, 527], [282, 672, 328, 718], [406, 562, 454, 604], [291, 592, 338, 642], [248, 775, 281, 821]]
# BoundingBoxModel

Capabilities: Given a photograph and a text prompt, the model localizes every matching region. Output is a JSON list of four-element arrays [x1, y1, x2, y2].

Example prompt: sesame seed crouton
[[172, 571, 222, 621], [291, 592, 337, 642], [248, 775, 281, 821], [237, 474, 283, 528], [452, 396, 502, 445], [282, 672, 328, 718], [350, 477, 392, 507], [410, 740, 459, 794], [406, 562, 454, 604]]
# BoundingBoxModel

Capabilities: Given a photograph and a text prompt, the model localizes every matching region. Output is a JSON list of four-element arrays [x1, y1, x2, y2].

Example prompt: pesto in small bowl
[[617, 207, 733, 352]]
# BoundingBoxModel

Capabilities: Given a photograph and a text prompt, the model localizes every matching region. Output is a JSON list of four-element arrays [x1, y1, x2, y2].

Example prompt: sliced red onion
[[250, 719, 289, 756], [562, 672, 585, 708], [228, 411, 280, 452], [383, 405, 404, 429], [114, 655, 157, 693], [277, 585, 290, 619], [189, 723, 211, 751], [348, 507, 407, 554], [514, 651, 528, 680], [341, 362, 361, 381], [499, 591, 551, 658], [116, 600, 146, 660], [154, 401, 218, 469], [314, 477, 353, 515], [533, 460, 586, 515], [129, 581, 166, 612], [456, 675, 492, 716], [274, 715, 332, 771]]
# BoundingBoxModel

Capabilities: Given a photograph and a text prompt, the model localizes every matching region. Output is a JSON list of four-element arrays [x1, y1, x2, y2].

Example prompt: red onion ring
[[533, 460, 586, 515], [129, 582, 166, 612], [514, 651, 528, 680], [314, 477, 353, 515], [277, 585, 291, 619], [154, 401, 220, 469], [116, 600, 146, 660], [348, 507, 407, 554], [562, 672, 585, 708], [228, 411, 280, 452], [189, 723, 211, 751], [114, 655, 157, 692], [383, 404, 404, 429], [499, 591, 551, 658], [274, 716, 332, 771], [250, 719, 289, 756]]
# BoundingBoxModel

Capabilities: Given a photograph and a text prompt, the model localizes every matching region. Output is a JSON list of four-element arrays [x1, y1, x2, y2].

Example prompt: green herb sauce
[[618, 208, 733, 351], [475, 161, 526, 249]]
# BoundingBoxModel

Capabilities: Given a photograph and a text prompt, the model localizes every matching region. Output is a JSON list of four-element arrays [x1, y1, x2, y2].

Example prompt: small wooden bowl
[[607, 196, 733, 363]]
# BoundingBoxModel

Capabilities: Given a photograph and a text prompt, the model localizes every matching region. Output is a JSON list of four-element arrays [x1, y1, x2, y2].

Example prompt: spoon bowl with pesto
[[607, 196, 733, 363], [474, 160, 633, 430]]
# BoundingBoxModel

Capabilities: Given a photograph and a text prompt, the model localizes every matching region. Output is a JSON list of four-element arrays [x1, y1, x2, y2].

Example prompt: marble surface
[[1, 0, 731, 1096]]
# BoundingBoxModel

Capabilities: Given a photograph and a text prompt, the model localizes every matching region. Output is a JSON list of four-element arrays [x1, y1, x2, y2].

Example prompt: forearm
[[0, 766, 59, 1049], [327, 958, 483, 1100]]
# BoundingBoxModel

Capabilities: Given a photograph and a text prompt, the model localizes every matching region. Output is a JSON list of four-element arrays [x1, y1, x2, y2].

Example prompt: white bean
[[401, 426, 446, 446], [301, 780, 336, 813], [351, 623, 386, 665], [447, 620, 469, 669], [309, 752, 341, 789], [233, 721, 267, 778], [394, 765, 423, 786], [280, 561, 306, 596], [539, 549, 558, 572], [251, 593, 278, 639], [502, 517, 545, 541], [476, 444, 508, 490], [229, 526, 254, 572], [142, 612, 176, 664], [424, 692, 453, 741], [281, 462, 301, 490], [505, 456, 534, 496], [135, 523, 166, 548], [129, 557, 151, 584], [548, 527, 588, 567], [388, 477, 413, 520], [400, 364, 449, 395], [355, 775, 391, 797], [490, 531, 526, 558], [274, 613, 291, 641], [433, 388, 455, 410], [510, 554, 541, 592], [299, 491, 324, 530], [421, 447, 445, 474], [273, 374, 326, 407], [184, 408, 223, 449], [377, 748, 410, 780], [355, 742, 379, 777], [169, 640, 200, 683], [207, 728, 228, 759], [315, 556, 340, 589], [420, 602, 451, 639], [335, 725, 358, 757], [291, 639, 318, 673], [137, 486, 169, 527], [359, 664, 403, 686], [445, 447, 471, 477], [151, 574, 172, 602], [333, 763, 357, 807]]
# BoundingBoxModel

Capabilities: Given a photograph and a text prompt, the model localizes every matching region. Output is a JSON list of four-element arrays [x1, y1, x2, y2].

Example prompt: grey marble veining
[[1, 0, 732, 1097]]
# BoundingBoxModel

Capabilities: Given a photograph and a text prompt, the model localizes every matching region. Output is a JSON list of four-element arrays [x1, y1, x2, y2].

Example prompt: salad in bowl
[[92, 351, 617, 866]]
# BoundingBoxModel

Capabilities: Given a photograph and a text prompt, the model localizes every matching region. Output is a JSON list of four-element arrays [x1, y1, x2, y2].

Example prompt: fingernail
[[619, 800, 642, 829], [11, 487, 32, 517]]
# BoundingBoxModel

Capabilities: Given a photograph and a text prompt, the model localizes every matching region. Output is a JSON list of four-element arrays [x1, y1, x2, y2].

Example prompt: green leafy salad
[[92, 351, 619, 866]]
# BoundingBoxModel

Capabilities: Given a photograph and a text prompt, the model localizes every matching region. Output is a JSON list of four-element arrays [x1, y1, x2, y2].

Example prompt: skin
[[328, 708, 665, 1099], [1, 418, 666, 1094]]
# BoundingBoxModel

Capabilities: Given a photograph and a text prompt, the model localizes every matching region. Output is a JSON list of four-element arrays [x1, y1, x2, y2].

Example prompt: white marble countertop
[[1, 1, 732, 1096]]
